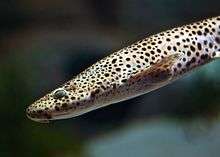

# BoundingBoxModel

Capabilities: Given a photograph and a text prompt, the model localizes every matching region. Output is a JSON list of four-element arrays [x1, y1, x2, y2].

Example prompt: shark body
[[26, 16, 220, 123]]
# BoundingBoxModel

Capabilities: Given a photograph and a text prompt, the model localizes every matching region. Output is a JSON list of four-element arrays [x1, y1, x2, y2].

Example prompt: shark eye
[[53, 89, 67, 99]]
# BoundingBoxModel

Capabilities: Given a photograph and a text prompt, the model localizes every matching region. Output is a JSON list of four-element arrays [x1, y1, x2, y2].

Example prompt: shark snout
[[26, 105, 51, 123]]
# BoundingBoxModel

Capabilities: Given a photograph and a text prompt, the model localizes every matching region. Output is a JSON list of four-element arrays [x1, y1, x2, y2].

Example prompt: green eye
[[53, 89, 67, 99]]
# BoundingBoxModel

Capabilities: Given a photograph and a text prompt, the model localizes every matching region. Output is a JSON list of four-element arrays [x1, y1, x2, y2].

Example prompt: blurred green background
[[1, 0, 220, 157]]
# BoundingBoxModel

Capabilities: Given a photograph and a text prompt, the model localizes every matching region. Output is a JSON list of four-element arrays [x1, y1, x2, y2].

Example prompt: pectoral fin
[[129, 53, 182, 84]]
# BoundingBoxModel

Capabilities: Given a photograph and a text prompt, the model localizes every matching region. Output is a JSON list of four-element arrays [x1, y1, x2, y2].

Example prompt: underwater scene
[[1, 0, 220, 157]]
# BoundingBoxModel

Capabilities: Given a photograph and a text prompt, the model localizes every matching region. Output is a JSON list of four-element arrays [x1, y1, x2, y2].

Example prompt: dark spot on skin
[[112, 83, 117, 89], [205, 28, 209, 33], [55, 106, 60, 111], [187, 51, 191, 56], [105, 73, 110, 77], [116, 68, 121, 72], [157, 49, 161, 53], [71, 96, 76, 100], [145, 53, 150, 57], [126, 58, 131, 61], [197, 43, 202, 50], [191, 57, 196, 63], [186, 62, 190, 67], [215, 37, 220, 44], [126, 64, 131, 68], [100, 85, 106, 90], [78, 90, 83, 93], [212, 52, 216, 57], [121, 79, 127, 83], [150, 62, 154, 65], [95, 89, 100, 94], [62, 103, 68, 108], [197, 31, 202, 35], [174, 35, 179, 38], [112, 59, 117, 64], [140, 56, 144, 59], [190, 46, 195, 52], [150, 51, 155, 55], [177, 63, 182, 68], [137, 65, 141, 68], [89, 91, 96, 98]]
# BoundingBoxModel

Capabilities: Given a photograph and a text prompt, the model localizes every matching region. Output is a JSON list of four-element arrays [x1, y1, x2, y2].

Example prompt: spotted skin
[[26, 16, 220, 123]]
